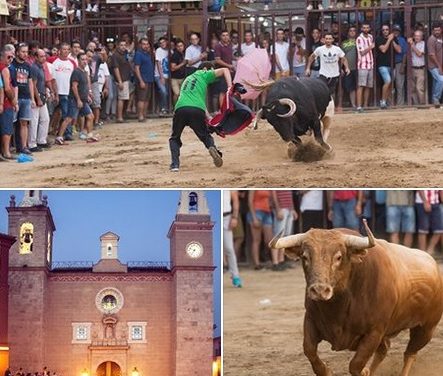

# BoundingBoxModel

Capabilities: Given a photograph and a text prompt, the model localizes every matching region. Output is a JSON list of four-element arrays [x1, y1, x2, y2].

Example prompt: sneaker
[[232, 276, 243, 288], [55, 137, 64, 145], [29, 146, 43, 152], [380, 100, 387, 109], [64, 134, 74, 141], [264, 4, 269, 10], [50, 5, 64, 13], [79, 132, 88, 140], [272, 264, 284, 271], [86, 4, 93, 12], [37, 143, 51, 149], [208, 146, 223, 167], [170, 164, 180, 172], [92, 4, 99, 12], [306, 4, 313, 10], [387, 1, 392, 5], [318, 4, 324, 9], [20, 148, 33, 155], [356, 106, 364, 113]]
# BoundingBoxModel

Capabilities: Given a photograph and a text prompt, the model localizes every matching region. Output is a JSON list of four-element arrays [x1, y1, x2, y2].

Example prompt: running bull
[[269, 220, 443, 376], [248, 77, 334, 157]]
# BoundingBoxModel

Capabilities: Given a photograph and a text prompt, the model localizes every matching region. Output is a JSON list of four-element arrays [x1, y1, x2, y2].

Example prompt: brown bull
[[269, 220, 443, 376]]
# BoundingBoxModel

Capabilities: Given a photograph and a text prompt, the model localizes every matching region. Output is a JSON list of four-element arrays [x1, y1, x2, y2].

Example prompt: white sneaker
[[86, 4, 92, 12], [306, 4, 313, 10], [264, 5, 269, 11], [92, 4, 99, 12], [318, 4, 324, 9]]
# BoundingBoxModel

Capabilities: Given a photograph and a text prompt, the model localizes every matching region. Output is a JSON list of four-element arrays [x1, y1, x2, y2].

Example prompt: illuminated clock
[[186, 241, 204, 259]]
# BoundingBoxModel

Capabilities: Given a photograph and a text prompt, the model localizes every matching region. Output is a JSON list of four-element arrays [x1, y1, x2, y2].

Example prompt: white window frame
[[72, 322, 92, 344], [127, 322, 147, 344]]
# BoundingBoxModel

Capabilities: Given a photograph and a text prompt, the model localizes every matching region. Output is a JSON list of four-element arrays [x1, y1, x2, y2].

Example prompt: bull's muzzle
[[308, 283, 334, 301]]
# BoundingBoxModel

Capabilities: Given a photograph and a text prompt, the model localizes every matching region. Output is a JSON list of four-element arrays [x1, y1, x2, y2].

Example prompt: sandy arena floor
[[223, 263, 443, 376], [1, 108, 442, 188]]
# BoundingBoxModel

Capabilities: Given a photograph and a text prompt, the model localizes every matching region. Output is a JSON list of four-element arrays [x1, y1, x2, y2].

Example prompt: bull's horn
[[242, 79, 275, 92], [269, 231, 306, 249], [251, 108, 263, 130], [276, 98, 297, 118], [344, 220, 376, 250]]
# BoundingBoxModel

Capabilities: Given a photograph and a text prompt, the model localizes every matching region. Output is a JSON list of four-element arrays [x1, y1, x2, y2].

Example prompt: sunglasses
[[6, 55, 14, 60]]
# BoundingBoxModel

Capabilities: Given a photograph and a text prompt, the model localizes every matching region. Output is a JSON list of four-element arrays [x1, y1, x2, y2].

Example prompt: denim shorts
[[386, 205, 415, 233], [16, 98, 32, 121], [247, 210, 273, 226], [67, 96, 92, 119], [0, 108, 14, 136], [378, 66, 392, 84], [416, 203, 443, 234], [58, 95, 69, 119]]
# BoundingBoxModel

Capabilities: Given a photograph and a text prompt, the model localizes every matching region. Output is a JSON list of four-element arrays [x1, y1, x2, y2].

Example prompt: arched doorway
[[96, 362, 121, 376]]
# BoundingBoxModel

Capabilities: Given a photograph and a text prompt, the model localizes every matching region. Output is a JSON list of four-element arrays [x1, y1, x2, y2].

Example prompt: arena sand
[[1, 108, 442, 187], [223, 263, 443, 376]]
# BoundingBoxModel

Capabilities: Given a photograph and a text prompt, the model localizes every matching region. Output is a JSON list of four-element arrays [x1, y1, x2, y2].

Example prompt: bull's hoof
[[321, 142, 333, 152], [287, 142, 298, 159], [361, 367, 370, 376]]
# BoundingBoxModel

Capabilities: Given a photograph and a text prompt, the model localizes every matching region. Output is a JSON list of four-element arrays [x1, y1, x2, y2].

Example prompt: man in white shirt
[[240, 30, 256, 56], [184, 32, 207, 76], [306, 32, 350, 98], [274, 28, 290, 79], [52, 42, 77, 140], [155, 37, 170, 115], [408, 30, 426, 105]]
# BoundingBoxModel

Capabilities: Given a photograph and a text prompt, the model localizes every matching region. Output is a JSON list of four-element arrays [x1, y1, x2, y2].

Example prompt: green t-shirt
[[174, 70, 217, 112]]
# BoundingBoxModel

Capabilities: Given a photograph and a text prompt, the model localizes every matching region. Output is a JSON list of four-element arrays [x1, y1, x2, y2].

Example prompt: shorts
[[386, 205, 415, 233], [247, 210, 273, 226], [91, 82, 101, 109], [358, 69, 374, 88], [343, 70, 357, 92], [378, 66, 392, 85], [58, 95, 69, 119], [136, 83, 151, 102], [273, 208, 294, 236], [416, 203, 443, 234], [16, 98, 32, 121], [66, 96, 92, 119], [0, 108, 14, 136], [117, 80, 130, 101], [213, 76, 228, 95], [319, 75, 339, 96]]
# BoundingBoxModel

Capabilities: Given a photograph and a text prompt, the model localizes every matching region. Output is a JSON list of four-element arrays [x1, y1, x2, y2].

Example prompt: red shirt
[[333, 190, 358, 201], [276, 191, 294, 209], [215, 42, 233, 65], [252, 191, 271, 213], [0, 62, 15, 109]]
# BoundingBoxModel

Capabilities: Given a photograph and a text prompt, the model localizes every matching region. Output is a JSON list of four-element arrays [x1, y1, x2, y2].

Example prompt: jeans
[[154, 76, 169, 111], [429, 67, 443, 105], [293, 65, 305, 78], [394, 62, 405, 106], [223, 215, 240, 278], [332, 198, 359, 230]]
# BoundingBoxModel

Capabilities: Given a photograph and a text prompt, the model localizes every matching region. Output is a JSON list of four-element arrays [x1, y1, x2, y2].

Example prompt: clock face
[[186, 241, 204, 259]]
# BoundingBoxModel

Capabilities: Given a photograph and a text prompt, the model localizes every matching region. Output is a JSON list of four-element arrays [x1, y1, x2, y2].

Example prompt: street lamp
[[131, 368, 139, 376], [81, 369, 89, 376]]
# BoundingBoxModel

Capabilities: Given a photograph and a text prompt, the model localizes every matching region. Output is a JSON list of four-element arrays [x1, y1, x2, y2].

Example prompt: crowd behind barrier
[[223, 190, 443, 287]]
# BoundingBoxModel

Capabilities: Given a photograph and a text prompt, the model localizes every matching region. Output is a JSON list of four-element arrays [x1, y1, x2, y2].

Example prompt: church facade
[[5, 191, 215, 376]]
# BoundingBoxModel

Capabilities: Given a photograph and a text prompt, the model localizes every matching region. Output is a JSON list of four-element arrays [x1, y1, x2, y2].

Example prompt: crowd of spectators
[[4, 367, 57, 376], [224, 190, 443, 273]]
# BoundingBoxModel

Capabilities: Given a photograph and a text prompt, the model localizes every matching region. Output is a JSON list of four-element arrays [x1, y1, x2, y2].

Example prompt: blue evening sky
[[0, 189, 221, 336]]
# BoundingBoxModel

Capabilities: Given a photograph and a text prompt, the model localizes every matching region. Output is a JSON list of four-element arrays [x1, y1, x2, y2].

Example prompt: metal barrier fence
[[0, 1, 442, 111]]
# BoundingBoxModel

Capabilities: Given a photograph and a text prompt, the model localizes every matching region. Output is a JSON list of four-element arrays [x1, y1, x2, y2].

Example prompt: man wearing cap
[[392, 24, 408, 106]]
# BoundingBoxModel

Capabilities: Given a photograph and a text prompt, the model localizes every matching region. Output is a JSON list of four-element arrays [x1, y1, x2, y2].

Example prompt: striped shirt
[[275, 191, 294, 209], [416, 190, 441, 205], [356, 33, 374, 70]]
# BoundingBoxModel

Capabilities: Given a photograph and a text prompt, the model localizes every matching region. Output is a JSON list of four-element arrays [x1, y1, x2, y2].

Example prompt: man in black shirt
[[376, 24, 401, 108], [170, 39, 187, 106], [56, 53, 95, 144], [310, 28, 323, 78]]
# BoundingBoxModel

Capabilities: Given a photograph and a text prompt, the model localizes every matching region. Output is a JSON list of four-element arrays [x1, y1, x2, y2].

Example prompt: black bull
[[254, 77, 333, 151]]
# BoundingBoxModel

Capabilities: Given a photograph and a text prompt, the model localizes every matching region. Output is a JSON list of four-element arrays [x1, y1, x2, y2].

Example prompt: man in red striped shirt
[[415, 190, 443, 254], [356, 23, 375, 113]]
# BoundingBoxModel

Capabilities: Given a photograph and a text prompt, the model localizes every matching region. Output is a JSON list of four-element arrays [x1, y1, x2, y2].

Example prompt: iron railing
[[51, 260, 171, 270]]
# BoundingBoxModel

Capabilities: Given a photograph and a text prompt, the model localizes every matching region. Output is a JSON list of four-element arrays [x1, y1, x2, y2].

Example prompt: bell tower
[[168, 191, 215, 376], [7, 191, 55, 371]]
